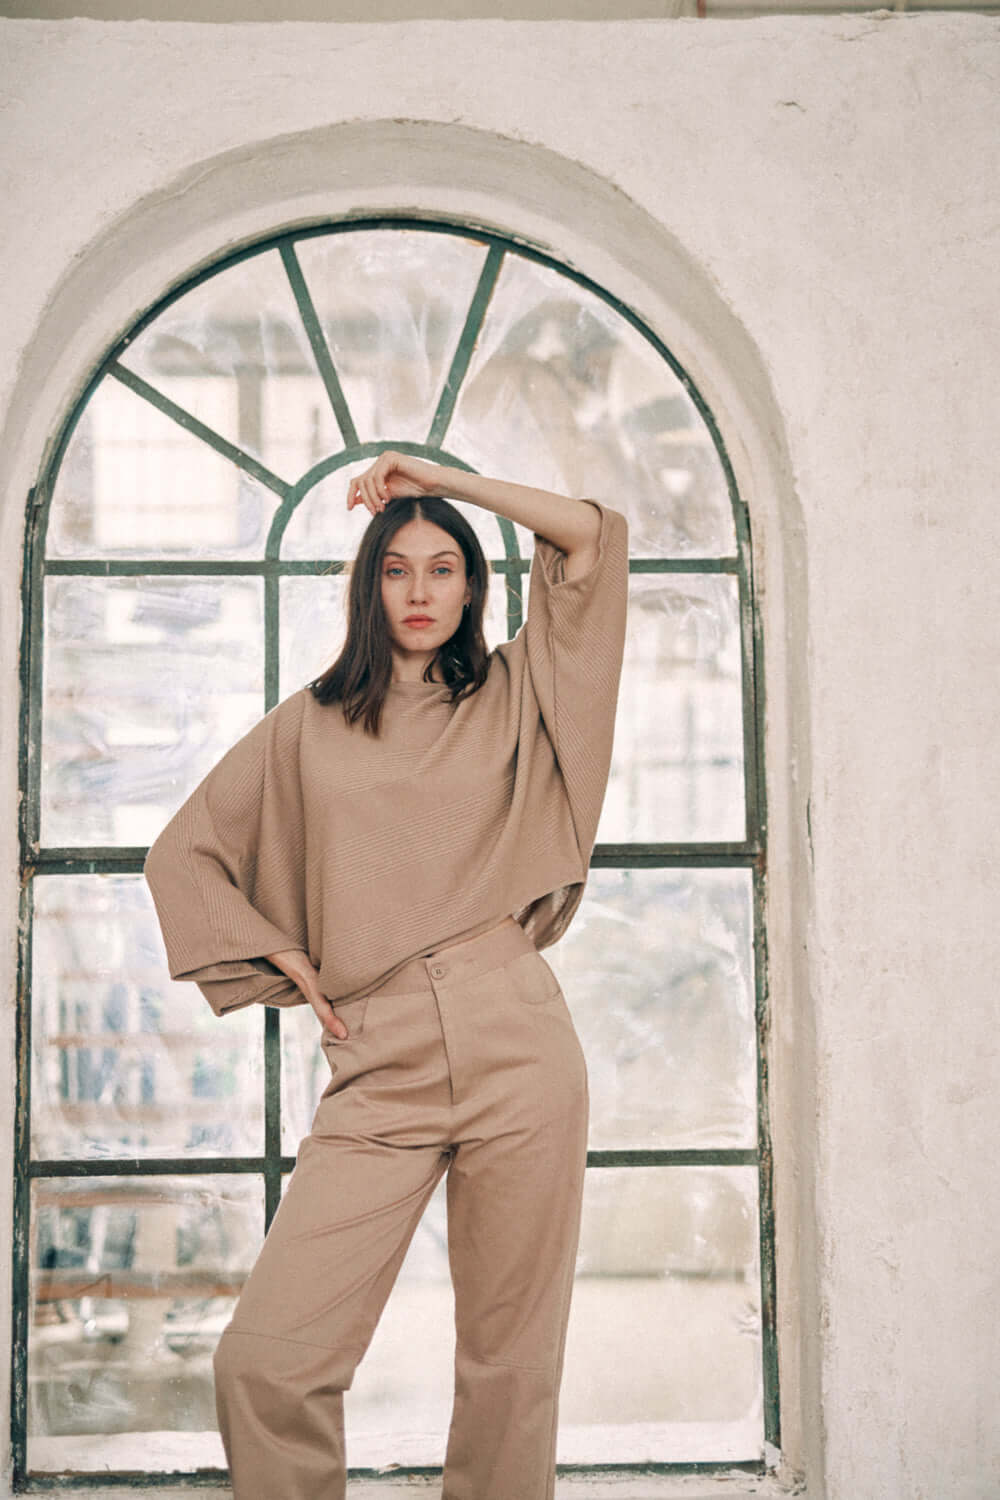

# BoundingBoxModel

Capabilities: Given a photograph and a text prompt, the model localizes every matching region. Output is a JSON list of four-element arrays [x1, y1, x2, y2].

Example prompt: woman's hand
[[266, 949, 349, 1040], [347, 451, 447, 517], [351, 458, 603, 576]]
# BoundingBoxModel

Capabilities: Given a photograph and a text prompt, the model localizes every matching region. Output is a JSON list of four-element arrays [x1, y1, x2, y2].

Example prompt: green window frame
[[14, 218, 776, 1489]]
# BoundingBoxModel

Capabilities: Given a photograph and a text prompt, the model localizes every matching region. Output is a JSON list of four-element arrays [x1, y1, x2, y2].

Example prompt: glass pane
[[280, 462, 535, 564], [293, 229, 490, 444], [280, 573, 349, 698], [27, 1173, 262, 1474], [548, 868, 756, 1150], [118, 247, 327, 483], [601, 572, 745, 844], [560, 1167, 763, 1462], [343, 1172, 455, 1464], [261, 371, 345, 486], [31, 876, 264, 1161], [450, 253, 735, 558], [280, 463, 381, 562], [41, 575, 264, 848], [45, 376, 279, 560]]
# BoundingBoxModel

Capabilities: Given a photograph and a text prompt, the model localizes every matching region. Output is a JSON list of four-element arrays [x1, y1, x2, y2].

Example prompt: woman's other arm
[[349, 453, 603, 581]]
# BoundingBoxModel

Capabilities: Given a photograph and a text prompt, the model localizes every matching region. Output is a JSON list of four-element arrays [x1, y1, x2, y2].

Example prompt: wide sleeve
[[143, 691, 310, 1018], [520, 497, 629, 862]]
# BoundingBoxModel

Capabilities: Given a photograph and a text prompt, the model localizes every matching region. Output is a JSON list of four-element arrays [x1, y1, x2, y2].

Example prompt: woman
[[144, 451, 629, 1500]]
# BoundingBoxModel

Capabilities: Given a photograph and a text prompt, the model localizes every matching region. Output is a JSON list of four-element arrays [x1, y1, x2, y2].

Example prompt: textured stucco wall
[[1, 16, 998, 1500]]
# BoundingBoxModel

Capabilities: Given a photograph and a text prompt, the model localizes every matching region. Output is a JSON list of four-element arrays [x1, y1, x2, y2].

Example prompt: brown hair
[[307, 496, 492, 737]]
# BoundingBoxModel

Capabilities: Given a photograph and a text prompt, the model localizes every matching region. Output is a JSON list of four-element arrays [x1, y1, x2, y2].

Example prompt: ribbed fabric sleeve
[[144, 497, 629, 1017], [519, 498, 629, 866], [144, 693, 311, 1016]]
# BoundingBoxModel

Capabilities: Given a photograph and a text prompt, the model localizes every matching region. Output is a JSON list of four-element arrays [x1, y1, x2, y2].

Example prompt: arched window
[[15, 221, 774, 1485]]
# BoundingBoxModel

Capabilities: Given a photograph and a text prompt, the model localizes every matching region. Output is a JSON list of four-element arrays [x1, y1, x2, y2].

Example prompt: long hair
[[307, 496, 492, 737]]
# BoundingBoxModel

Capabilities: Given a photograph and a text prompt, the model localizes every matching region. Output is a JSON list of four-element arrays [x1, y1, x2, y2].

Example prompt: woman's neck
[[390, 649, 443, 684]]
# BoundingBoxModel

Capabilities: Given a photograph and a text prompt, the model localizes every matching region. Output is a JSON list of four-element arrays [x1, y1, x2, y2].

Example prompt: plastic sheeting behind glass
[[41, 575, 265, 848], [449, 253, 735, 558], [293, 229, 489, 445], [27, 1174, 262, 1474], [31, 875, 264, 1162], [603, 573, 746, 844], [561, 1166, 763, 1463], [118, 247, 330, 483], [46, 376, 282, 560], [548, 868, 757, 1150]]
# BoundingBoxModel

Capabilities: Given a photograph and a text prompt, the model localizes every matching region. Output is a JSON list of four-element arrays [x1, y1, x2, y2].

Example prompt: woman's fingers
[[311, 994, 348, 1039], [347, 451, 399, 513], [347, 473, 369, 513], [328, 1009, 350, 1040], [346, 449, 447, 511], [368, 458, 390, 509], [298, 972, 348, 1039], [375, 453, 394, 503], [350, 474, 376, 515], [349, 474, 376, 515]]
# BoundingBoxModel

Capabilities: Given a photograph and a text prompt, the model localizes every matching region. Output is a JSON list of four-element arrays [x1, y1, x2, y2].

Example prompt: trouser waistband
[[372, 916, 536, 996]]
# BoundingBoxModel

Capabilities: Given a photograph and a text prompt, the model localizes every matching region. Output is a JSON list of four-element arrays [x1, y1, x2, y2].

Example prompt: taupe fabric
[[212, 916, 589, 1500], [144, 500, 628, 1014]]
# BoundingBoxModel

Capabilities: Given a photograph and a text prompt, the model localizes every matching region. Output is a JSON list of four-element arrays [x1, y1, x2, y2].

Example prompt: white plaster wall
[[0, 15, 998, 1500]]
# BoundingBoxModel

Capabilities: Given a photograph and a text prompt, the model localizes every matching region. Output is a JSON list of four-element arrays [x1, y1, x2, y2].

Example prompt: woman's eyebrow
[[384, 548, 461, 560]]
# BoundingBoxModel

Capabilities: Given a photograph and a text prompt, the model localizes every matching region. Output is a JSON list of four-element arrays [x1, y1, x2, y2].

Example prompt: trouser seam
[[456, 1343, 551, 1375], [221, 1326, 365, 1357]]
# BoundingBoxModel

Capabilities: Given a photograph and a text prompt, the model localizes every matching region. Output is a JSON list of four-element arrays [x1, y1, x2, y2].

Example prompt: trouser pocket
[[505, 948, 564, 1004], [320, 994, 370, 1043]]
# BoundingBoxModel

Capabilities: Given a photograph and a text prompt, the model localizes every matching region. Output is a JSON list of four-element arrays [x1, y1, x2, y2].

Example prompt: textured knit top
[[143, 499, 629, 1017]]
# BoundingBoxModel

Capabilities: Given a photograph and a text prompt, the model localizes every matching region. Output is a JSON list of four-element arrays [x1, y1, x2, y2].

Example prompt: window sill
[[5, 1476, 806, 1500]]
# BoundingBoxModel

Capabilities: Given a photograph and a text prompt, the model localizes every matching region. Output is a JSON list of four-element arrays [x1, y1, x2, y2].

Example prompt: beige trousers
[[213, 916, 589, 1500]]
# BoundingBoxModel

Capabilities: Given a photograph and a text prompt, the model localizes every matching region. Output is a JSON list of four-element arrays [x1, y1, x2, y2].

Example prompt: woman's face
[[380, 517, 472, 671]]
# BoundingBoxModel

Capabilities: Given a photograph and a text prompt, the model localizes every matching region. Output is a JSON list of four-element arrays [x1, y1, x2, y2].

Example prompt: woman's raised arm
[[349, 452, 602, 581]]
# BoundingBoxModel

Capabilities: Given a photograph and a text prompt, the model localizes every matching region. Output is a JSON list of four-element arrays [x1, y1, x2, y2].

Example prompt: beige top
[[144, 499, 629, 1017]]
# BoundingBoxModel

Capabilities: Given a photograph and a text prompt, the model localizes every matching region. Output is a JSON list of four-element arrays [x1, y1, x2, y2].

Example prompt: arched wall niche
[[1, 118, 818, 1494]]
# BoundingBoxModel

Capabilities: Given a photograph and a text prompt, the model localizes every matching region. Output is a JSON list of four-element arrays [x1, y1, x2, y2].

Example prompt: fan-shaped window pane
[[450, 253, 735, 557], [47, 377, 280, 561], [118, 248, 325, 480], [294, 229, 490, 445]]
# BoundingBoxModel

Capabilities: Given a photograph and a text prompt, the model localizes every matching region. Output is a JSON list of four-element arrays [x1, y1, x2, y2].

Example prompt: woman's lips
[[403, 617, 433, 628]]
